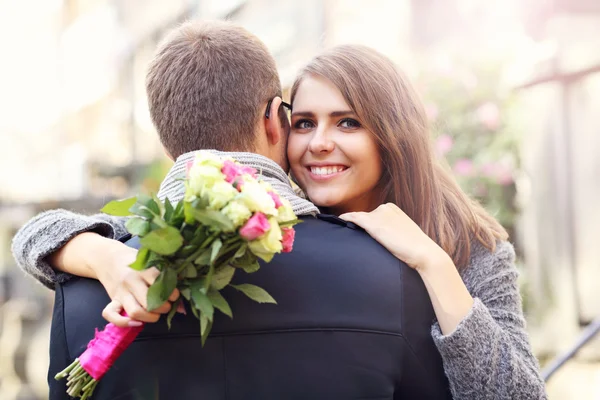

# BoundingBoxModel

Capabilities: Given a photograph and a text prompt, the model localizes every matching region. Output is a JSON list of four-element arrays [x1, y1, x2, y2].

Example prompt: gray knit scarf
[[157, 150, 320, 217]]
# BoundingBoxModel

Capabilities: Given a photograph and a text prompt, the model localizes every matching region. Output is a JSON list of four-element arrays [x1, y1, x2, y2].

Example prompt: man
[[12, 20, 451, 399]]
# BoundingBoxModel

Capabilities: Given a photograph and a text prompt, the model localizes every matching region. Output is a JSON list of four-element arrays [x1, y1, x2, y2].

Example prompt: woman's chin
[[306, 193, 344, 210]]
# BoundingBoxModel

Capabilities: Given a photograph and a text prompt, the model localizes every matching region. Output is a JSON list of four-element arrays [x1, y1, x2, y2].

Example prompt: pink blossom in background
[[453, 159, 474, 176], [281, 228, 295, 253], [481, 162, 514, 186], [476, 102, 501, 130], [268, 191, 283, 208], [495, 167, 514, 186], [435, 134, 454, 156], [425, 103, 439, 122], [240, 212, 270, 240]]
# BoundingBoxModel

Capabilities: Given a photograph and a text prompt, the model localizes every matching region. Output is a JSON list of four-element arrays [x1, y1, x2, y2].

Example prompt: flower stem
[[56, 358, 98, 399]]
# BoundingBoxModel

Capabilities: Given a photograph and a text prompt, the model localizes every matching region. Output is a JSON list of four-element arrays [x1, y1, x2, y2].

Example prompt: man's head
[[146, 20, 289, 169]]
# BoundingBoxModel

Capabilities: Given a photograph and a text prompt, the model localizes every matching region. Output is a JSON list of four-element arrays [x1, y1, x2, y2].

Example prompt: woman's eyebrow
[[291, 110, 355, 118]]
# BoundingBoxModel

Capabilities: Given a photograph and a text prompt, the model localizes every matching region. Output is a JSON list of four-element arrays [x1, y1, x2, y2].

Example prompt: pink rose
[[240, 212, 270, 241], [185, 160, 194, 177], [281, 227, 295, 253], [222, 160, 258, 183], [268, 191, 283, 208], [240, 165, 258, 178], [222, 160, 241, 183]]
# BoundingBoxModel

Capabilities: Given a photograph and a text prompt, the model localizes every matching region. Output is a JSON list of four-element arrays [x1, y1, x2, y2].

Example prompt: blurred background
[[0, 0, 599, 398]]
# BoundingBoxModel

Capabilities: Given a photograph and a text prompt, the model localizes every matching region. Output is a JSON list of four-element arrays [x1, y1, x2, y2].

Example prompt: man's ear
[[265, 96, 284, 146]]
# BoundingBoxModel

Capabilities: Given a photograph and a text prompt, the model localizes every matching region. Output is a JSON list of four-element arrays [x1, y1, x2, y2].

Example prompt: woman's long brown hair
[[291, 45, 508, 269]]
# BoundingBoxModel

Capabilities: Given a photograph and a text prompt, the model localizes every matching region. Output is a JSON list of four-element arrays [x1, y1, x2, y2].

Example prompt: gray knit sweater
[[11, 151, 547, 399]]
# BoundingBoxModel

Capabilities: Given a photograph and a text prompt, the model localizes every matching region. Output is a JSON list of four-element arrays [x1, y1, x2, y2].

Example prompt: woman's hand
[[50, 232, 179, 327], [339, 203, 448, 272], [91, 239, 180, 327]]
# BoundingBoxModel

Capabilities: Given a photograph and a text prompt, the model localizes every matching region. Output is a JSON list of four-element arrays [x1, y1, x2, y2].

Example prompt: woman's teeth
[[310, 166, 346, 175]]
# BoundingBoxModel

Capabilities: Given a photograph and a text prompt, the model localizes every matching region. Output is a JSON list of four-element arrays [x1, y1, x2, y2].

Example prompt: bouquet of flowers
[[55, 151, 300, 399]]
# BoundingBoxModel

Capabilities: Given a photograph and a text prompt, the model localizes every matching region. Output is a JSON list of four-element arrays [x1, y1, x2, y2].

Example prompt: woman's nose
[[308, 128, 335, 154]]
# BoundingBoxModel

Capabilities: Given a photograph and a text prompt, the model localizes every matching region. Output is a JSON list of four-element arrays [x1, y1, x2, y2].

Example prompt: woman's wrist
[[414, 243, 453, 276], [87, 236, 136, 282]]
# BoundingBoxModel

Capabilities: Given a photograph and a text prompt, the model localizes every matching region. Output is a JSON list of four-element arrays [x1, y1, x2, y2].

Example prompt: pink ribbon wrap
[[79, 321, 144, 380]]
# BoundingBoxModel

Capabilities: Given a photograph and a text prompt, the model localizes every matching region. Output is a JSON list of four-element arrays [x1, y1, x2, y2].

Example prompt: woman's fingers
[[102, 300, 143, 328], [168, 288, 181, 303], [121, 293, 160, 323]]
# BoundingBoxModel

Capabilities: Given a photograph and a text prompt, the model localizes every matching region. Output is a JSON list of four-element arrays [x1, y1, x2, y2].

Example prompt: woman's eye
[[339, 118, 361, 129], [293, 120, 314, 130]]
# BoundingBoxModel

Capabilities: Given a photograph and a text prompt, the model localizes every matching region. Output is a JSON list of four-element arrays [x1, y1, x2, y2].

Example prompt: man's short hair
[[146, 20, 282, 158]]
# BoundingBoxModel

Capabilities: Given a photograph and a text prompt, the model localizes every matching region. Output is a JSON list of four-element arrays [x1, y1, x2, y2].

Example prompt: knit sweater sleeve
[[11, 209, 128, 290], [431, 241, 547, 400]]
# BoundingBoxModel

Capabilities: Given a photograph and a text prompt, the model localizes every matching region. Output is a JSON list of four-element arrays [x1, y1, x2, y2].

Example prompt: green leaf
[[125, 217, 151, 237], [210, 239, 223, 264], [164, 197, 174, 223], [188, 226, 209, 247], [129, 247, 149, 271], [230, 283, 277, 304], [200, 314, 213, 347], [170, 200, 185, 227], [211, 265, 236, 290], [152, 193, 165, 216], [183, 265, 197, 278], [166, 298, 181, 330], [181, 288, 191, 300], [190, 302, 199, 319], [139, 226, 183, 255], [242, 260, 260, 274], [194, 248, 212, 266], [191, 289, 214, 322], [145, 252, 165, 270], [233, 244, 247, 259], [191, 209, 235, 232], [207, 290, 232, 318], [138, 194, 160, 215], [279, 218, 301, 228], [147, 268, 177, 311], [100, 197, 137, 216], [184, 201, 196, 224], [129, 203, 156, 219]]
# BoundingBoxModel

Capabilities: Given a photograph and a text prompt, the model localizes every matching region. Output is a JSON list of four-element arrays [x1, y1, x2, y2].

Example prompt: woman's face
[[288, 75, 383, 215]]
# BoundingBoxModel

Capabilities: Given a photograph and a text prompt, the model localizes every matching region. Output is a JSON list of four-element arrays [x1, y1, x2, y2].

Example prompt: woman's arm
[[429, 242, 547, 400], [11, 209, 177, 325], [11, 209, 128, 289]]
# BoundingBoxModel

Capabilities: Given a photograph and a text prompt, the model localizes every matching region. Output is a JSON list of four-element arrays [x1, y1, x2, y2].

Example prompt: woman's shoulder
[[461, 240, 518, 295]]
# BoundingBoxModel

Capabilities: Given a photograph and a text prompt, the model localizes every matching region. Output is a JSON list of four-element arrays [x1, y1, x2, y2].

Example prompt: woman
[[13, 45, 547, 399], [286, 45, 547, 399]]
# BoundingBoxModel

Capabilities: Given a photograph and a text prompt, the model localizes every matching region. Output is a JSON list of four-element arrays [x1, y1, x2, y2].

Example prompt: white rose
[[221, 200, 252, 228], [188, 165, 224, 196], [276, 198, 297, 223], [239, 180, 277, 216], [208, 181, 238, 210]]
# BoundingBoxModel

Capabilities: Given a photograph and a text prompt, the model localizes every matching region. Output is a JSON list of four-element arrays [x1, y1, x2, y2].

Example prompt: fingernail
[[176, 302, 187, 315], [127, 320, 143, 327]]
